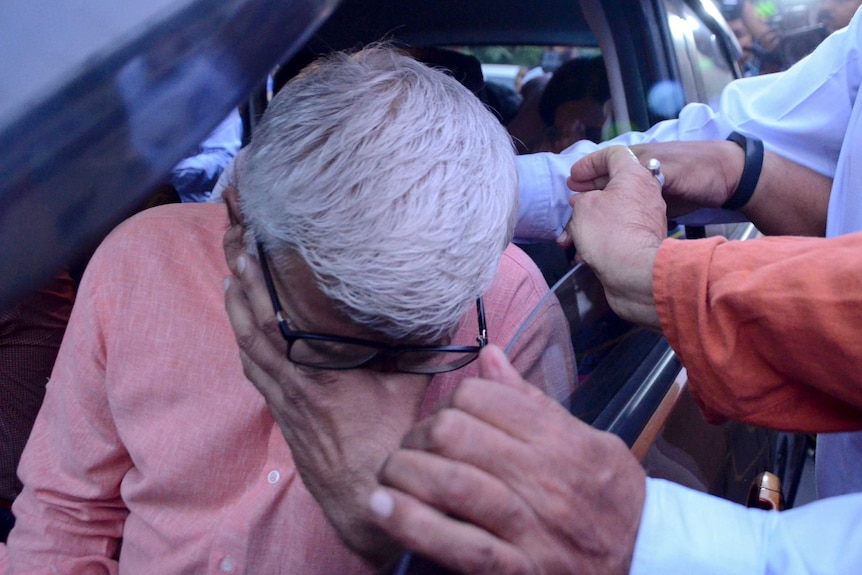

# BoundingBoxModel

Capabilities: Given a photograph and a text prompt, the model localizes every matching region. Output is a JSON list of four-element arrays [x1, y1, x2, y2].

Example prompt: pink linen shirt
[[2, 203, 573, 574]]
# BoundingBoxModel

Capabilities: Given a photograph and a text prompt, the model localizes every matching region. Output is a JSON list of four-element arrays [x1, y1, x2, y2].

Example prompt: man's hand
[[370, 345, 646, 575], [565, 145, 667, 329], [222, 211, 429, 566], [567, 140, 744, 219], [567, 139, 831, 238]]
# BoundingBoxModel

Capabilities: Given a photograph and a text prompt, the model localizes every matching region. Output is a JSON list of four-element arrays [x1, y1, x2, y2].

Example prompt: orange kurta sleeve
[[653, 233, 862, 433]]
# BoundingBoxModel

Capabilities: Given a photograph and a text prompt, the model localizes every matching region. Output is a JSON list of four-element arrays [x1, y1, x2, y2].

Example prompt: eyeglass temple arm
[[476, 297, 488, 347], [256, 242, 292, 336], [256, 243, 281, 309]]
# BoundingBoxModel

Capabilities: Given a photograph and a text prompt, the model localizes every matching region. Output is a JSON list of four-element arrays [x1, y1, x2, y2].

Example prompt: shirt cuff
[[630, 478, 765, 575], [515, 153, 563, 241]]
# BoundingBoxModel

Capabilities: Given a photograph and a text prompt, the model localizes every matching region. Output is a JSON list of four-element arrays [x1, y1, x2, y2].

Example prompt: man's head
[[538, 56, 610, 151], [238, 45, 517, 347], [728, 18, 755, 60], [820, 0, 862, 33]]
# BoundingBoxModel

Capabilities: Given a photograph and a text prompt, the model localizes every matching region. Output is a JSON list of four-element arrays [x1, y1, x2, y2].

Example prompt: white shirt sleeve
[[630, 478, 862, 575], [515, 17, 862, 239], [514, 143, 597, 240]]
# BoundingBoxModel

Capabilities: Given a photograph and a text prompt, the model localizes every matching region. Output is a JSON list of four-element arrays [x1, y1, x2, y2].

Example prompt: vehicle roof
[[309, 0, 596, 48]]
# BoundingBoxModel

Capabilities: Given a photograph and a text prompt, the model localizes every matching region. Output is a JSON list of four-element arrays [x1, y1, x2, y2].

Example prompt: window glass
[[666, 0, 735, 109], [444, 45, 610, 154], [684, 3, 734, 107]]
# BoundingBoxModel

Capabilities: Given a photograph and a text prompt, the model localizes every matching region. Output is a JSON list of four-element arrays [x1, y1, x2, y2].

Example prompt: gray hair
[[240, 45, 518, 342]]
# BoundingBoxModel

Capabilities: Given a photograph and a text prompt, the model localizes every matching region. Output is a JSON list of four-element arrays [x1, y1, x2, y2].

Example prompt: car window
[[664, 0, 737, 109]]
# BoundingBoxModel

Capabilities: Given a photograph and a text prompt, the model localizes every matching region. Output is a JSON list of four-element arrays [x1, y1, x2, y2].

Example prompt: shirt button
[[220, 556, 235, 573], [267, 470, 280, 484]]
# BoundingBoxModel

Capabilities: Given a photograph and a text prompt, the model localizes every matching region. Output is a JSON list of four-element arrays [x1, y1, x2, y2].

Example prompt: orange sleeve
[[653, 233, 862, 433]]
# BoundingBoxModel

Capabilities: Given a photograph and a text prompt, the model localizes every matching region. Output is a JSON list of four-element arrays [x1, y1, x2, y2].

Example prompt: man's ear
[[223, 185, 244, 227], [222, 185, 250, 275]]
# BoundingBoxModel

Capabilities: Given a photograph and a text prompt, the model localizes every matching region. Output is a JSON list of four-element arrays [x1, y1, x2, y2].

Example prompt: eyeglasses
[[257, 243, 488, 374]]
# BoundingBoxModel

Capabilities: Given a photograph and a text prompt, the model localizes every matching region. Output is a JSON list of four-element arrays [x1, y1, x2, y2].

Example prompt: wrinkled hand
[[371, 345, 646, 574], [564, 145, 667, 329], [567, 140, 743, 219], [222, 198, 429, 565]]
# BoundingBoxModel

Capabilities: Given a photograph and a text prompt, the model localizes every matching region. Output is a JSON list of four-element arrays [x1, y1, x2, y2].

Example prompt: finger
[[567, 173, 609, 192], [476, 345, 539, 396], [555, 228, 572, 248], [236, 346, 292, 408], [400, 407, 533, 481], [568, 145, 642, 192], [369, 488, 531, 575], [426, 346, 547, 416], [447, 376, 577, 444], [233, 251, 283, 342], [378, 449, 533, 541], [223, 274, 295, 401]]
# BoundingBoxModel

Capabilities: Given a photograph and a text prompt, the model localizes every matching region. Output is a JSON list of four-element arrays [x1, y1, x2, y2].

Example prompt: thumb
[[477, 345, 532, 393]]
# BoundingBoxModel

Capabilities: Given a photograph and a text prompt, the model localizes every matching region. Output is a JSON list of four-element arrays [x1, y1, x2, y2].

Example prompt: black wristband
[[721, 131, 764, 211]]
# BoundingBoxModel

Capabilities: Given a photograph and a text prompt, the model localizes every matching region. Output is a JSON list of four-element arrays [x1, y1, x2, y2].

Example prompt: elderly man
[[2, 46, 574, 573]]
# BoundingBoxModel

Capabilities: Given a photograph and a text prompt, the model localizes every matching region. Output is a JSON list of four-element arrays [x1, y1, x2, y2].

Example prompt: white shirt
[[632, 479, 862, 575], [516, 12, 862, 573]]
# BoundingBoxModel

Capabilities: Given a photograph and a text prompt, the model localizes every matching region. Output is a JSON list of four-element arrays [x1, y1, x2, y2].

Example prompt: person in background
[[168, 109, 242, 203], [727, 16, 761, 76], [819, 0, 862, 33], [537, 55, 611, 151], [507, 72, 552, 154]]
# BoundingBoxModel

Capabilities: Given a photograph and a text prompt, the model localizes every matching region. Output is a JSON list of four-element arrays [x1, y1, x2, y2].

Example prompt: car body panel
[[0, 0, 340, 305]]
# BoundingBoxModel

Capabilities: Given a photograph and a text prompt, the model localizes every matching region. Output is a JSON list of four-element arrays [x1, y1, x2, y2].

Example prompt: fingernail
[[556, 230, 569, 245], [223, 276, 232, 292], [369, 489, 394, 518], [237, 255, 247, 275]]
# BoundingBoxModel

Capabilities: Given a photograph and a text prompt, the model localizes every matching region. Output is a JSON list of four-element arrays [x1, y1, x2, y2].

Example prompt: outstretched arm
[[619, 141, 831, 236], [567, 140, 831, 237], [516, 13, 862, 241], [566, 145, 862, 431]]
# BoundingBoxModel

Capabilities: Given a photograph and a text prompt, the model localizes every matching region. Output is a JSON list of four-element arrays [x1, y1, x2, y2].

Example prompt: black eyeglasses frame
[[256, 243, 488, 374]]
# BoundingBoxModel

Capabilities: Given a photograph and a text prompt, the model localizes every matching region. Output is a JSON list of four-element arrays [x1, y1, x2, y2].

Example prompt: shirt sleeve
[[653, 233, 862, 432], [515, 15, 862, 240], [170, 109, 243, 203], [631, 478, 862, 575], [7, 240, 129, 573]]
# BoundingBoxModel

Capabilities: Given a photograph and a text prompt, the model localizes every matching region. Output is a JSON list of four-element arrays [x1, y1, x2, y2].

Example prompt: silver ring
[[647, 158, 665, 188]]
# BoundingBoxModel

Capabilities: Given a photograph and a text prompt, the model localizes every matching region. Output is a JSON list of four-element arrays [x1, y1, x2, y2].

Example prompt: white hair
[[240, 45, 518, 343]]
